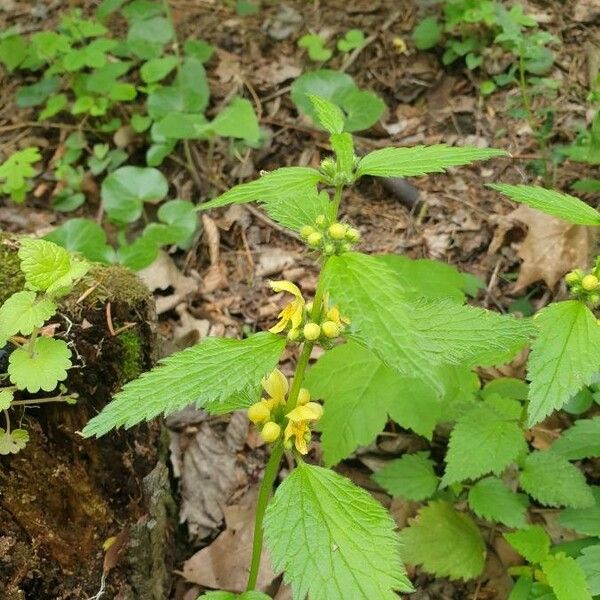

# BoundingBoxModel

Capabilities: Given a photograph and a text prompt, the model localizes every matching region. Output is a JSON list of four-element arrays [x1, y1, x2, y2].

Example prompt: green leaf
[[572, 179, 600, 193], [412, 17, 443, 50], [39, 93, 68, 120], [0, 428, 29, 455], [117, 232, 159, 270], [209, 97, 260, 143], [399, 500, 486, 581], [140, 56, 178, 83], [82, 333, 285, 437], [488, 184, 600, 226], [297, 34, 332, 62], [308, 94, 345, 134], [0, 291, 57, 345], [264, 462, 412, 600], [372, 452, 439, 501], [8, 337, 71, 393], [0, 33, 27, 71], [356, 145, 507, 178], [481, 377, 529, 401], [156, 199, 198, 247], [519, 451, 594, 509], [197, 592, 271, 600], [577, 545, 600, 595], [102, 166, 168, 223], [467, 477, 529, 528], [152, 113, 209, 140], [541, 553, 592, 600], [330, 132, 354, 177], [127, 15, 173, 59], [45, 218, 115, 264], [504, 526, 551, 564], [16, 77, 60, 108], [262, 190, 334, 233], [0, 389, 14, 411], [291, 69, 385, 132], [305, 341, 444, 465], [551, 417, 600, 460], [0, 146, 41, 202], [18, 238, 88, 295], [337, 29, 365, 53], [200, 167, 323, 211], [526, 301, 600, 426], [184, 39, 214, 63], [559, 487, 600, 536], [323, 253, 533, 386], [442, 404, 526, 486]]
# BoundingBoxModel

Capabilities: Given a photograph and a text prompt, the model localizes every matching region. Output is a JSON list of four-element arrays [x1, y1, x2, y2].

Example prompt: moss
[[0, 234, 24, 304], [118, 329, 143, 383]]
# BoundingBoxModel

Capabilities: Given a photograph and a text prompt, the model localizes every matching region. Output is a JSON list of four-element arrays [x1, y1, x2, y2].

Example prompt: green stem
[[3, 409, 10, 434], [331, 183, 344, 216]]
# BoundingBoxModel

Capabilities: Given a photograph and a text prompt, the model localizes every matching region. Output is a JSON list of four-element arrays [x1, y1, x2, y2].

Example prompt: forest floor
[[0, 0, 599, 599]]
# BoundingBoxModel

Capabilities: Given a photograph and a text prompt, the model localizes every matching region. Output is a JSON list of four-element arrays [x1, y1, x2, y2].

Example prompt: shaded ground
[[0, 0, 599, 598]]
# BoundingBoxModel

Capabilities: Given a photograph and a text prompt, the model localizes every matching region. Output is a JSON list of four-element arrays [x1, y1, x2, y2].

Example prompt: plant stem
[[331, 183, 344, 216], [246, 339, 315, 591], [3, 409, 10, 434]]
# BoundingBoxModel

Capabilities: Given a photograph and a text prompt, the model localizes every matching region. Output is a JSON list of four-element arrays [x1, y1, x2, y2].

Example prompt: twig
[[340, 11, 400, 73], [105, 302, 116, 337]]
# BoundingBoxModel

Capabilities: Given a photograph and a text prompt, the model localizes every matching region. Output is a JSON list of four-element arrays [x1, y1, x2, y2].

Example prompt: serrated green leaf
[[356, 145, 507, 178], [8, 337, 71, 393], [399, 500, 486, 581], [197, 592, 271, 600], [526, 301, 600, 426], [442, 404, 526, 486], [0, 428, 29, 455], [468, 477, 529, 528], [488, 184, 600, 226], [541, 553, 592, 600], [140, 56, 178, 83], [0, 291, 56, 345], [82, 333, 285, 437], [0, 389, 14, 411], [200, 167, 323, 211], [551, 417, 600, 460], [264, 463, 412, 600], [308, 94, 345, 134], [559, 487, 600, 536], [262, 190, 334, 233], [323, 253, 533, 387], [508, 576, 534, 600], [519, 451, 594, 509], [304, 342, 443, 466], [330, 132, 354, 177], [0, 146, 41, 202], [372, 452, 439, 501], [18, 238, 88, 295], [504, 526, 551, 564], [577, 545, 600, 595], [482, 377, 529, 401]]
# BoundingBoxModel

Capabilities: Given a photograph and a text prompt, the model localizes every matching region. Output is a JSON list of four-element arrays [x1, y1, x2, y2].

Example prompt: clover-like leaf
[[0, 290, 57, 345], [0, 428, 29, 455], [8, 337, 72, 393], [0, 389, 14, 411]]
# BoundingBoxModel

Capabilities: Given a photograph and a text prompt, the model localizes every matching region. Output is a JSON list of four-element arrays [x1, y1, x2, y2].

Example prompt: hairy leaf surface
[[467, 477, 529, 528], [373, 453, 439, 501]]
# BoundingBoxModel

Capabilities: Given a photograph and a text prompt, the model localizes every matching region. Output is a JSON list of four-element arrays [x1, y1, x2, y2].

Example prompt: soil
[[0, 0, 599, 598]]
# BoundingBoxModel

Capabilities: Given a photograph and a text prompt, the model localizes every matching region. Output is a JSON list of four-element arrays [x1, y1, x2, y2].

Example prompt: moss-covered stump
[[0, 236, 174, 600]]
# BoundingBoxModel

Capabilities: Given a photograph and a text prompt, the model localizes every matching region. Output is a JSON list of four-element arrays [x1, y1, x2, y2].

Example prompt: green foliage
[[0, 428, 30, 455], [412, 17, 443, 50], [577, 545, 600, 595], [337, 30, 365, 53], [551, 417, 600, 460], [399, 501, 486, 581], [82, 333, 286, 437], [442, 403, 526, 486], [489, 184, 600, 226], [559, 487, 600, 536], [197, 592, 271, 600], [540, 553, 592, 600], [264, 462, 412, 600], [373, 453, 439, 501], [467, 477, 529, 528], [526, 301, 600, 426], [291, 70, 385, 132], [0, 147, 42, 202], [519, 451, 594, 509], [505, 526, 551, 564], [356, 145, 507, 178], [298, 34, 332, 62]]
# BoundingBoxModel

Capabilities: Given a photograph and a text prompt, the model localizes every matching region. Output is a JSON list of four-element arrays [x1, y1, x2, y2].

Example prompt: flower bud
[[287, 328, 301, 341], [589, 293, 600, 305], [345, 227, 360, 243], [261, 421, 281, 443], [315, 214, 327, 227], [340, 241, 352, 253], [303, 322, 321, 341], [565, 270, 581, 285], [305, 300, 314, 313], [248, 402, 270, 425], [321, 320, 341, 338], [328, 223, 347, 240], [582, 274, 599, 291], [300, 225, 315, 239], [324, 243, 335, 255], [307, 232, 323, 247], [297, 388, 311, 405]]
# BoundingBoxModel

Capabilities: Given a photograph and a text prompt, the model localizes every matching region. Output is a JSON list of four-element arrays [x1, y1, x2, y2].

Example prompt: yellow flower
[[326, 304, 350, 326], [284, 402, 323, 455], [269, 280, 305, 334], [261, 368, 289, 409]]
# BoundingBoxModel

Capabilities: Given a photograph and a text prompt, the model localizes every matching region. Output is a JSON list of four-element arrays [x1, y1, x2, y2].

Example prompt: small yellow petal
[[248, 401, 271, 424], [261, 421, 281, 443], [297, 388, 311, 405], [287, 402, 323, 422], [262, 369, 289, 403], [269, 280, 303, 299]]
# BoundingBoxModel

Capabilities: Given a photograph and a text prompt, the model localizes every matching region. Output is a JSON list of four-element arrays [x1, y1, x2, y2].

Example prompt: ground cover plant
[[1, 1, 600, 599]]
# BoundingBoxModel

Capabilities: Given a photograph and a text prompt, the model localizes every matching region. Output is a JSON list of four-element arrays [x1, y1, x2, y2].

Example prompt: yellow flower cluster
[[247, 369, 323, 455], [268, 280, 349, 343], [300, 213, 360, 257], [565, 267, 600, 307]]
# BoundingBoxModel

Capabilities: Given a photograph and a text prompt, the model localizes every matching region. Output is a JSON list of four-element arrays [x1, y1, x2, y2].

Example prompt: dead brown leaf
[[182, 485, 276, 593], [511, 206, 594, 291]]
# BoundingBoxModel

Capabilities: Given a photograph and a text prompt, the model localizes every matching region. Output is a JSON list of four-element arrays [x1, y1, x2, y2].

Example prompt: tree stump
[[0, 235, 175, 600]]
